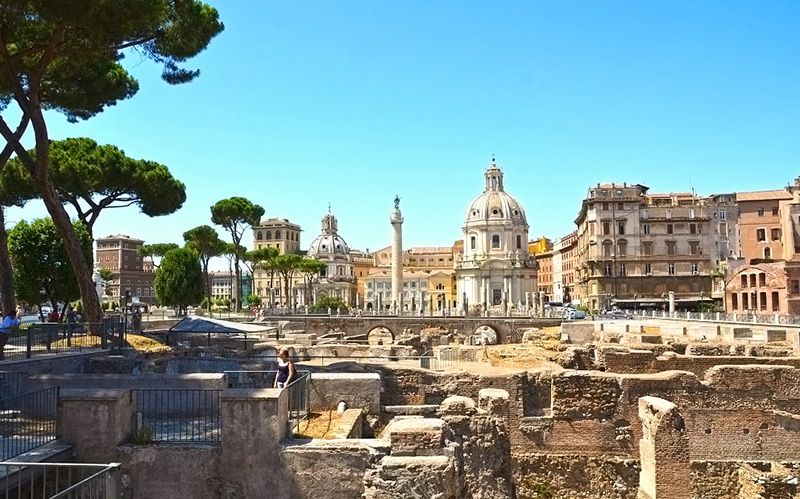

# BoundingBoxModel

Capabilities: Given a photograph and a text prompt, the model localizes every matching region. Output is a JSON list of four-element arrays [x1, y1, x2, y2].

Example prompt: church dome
[[308, 211, 351, 256], [464, 161, 527, 226]]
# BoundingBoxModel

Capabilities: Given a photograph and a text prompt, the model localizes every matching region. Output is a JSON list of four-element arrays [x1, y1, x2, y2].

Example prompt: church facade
[[454, 161, 538, 313]]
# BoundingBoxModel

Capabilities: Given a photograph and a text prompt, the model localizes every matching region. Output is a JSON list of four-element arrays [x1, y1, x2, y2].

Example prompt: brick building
[[95, 234, 156, 305]]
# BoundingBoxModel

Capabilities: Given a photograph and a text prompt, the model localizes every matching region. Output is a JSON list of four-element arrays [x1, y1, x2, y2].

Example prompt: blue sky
[[6, 1, 800, 269]]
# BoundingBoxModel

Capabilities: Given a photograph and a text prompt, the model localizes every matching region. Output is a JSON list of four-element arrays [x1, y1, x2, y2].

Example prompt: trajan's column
[[390, 195, 403, 314]]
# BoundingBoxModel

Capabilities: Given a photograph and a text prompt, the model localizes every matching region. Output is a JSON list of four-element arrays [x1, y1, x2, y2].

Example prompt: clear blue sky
[[7, 1, 800, 269]]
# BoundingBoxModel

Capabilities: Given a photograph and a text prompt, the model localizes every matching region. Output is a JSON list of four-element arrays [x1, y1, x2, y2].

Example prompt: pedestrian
[[15, 304, 23, 322], [0, 310, 21, 360], [273, 347, 295, 389], [48, 309, 60, 323]]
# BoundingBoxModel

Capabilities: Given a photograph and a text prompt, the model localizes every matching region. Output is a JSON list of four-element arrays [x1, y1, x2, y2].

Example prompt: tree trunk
[[36, 172, 102, 326], [0, 208, 14, 315]]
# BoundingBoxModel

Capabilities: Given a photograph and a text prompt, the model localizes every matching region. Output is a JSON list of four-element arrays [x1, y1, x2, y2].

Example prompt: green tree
[[0, 138, 186, 236], [247, 246, 279, 306], [183, 225, 227, 313], [309, 294, 349, 313], [98, 267, 114, 296], [297, 258, 327, 306], [210, 197, 264, 311], [7, 218, 92, 311], [138, 243, 180, 269], [154, 247, 204, 316], [0, 1, 223, 325], [273, 253, 302, 309], [247, 294, 261, 307]]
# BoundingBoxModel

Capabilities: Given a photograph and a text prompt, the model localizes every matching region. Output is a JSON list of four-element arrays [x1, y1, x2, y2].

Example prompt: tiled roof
[[736, 190, 793, 201]]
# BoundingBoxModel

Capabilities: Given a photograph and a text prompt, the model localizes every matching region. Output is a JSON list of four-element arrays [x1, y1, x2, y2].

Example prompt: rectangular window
[[689, 209, 695, 219], [792, 280, 800, 295], [617, 242, 627, 257], [617, 222, 626, 235], [618, 264, 626, 276], [641, 210, 650, 220], [731, 293, 738, 310], [642, 224, 651, 235], [719, 210, 727, 220], [691, 263, 698, 275], [603, 222, 611, 235], [667, 224, 674, 235], [645, 263, 652, 275], [758, 207, 765, 217], [719, 222, 728, 237], [759, 273, 766, 287], [757, 228, 766, 242], [589, 223, 595, 236], [689, 223, 697, 234], [604, 264, 612, 276], [689, 241, 699, 255], [666, 241, 677, 256], [760, 292, 767, 311], [668, 263, 675, 275], [516, 235, 522, 249], [772, 291, 780, 311], [750, 274, 757, 288], [771, 228, 781, 241], [772, 207, 779, 216], [617, 202, 624, 210], [602, 203, 609, 211], [642, 241, 653, 256]]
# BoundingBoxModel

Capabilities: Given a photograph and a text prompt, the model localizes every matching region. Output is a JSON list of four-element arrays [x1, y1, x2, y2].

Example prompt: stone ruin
[[16, 316, 800, 498]]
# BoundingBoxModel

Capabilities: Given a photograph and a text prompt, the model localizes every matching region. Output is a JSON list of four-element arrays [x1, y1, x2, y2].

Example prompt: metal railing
[[0, 372, 27, 401], [253, 353, 455, 371], [2, 318, 125, 362], [133, 389, 221, 443], [0, 387, 59, 461], [286, 373, 310, 437], [0, 462, 120, 499]]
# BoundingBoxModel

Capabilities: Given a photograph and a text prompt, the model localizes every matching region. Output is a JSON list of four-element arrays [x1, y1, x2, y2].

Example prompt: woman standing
[[274, 348, 295, 388]]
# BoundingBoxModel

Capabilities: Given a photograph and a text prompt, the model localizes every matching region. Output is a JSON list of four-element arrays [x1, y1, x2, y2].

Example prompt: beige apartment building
[[553, 231, 578, 304], [725, 181, 800, 315], [95, 234, 156, 305], [575, 183, 721, 312], [251, 218, 302, 306]]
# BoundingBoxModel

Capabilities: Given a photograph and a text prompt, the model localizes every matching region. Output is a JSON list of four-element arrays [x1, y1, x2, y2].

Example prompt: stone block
[[387, 418, 444, 456], [308, 373, 381, 413], [478, 388, 510, 417], [58, 389, 135, 463], [439, 395, 477, 416], [638, 396, 690, 499], [363, 455, 460, 499], [561, 322, 594, 345]]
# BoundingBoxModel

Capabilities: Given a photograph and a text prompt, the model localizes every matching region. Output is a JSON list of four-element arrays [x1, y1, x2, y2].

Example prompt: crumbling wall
[[600, 347, 800, 376], [511, 454, 639, 499]]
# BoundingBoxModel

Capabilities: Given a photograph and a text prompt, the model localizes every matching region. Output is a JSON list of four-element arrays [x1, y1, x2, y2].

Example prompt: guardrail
[[0, 372, 27, 400], [253, 353, 455, 371], [0, 387, 59, 460], [0, 462, 120, 498], [286, 373, 310, 436], [133, 389, 221, 443], [2, 318, 125, 362]]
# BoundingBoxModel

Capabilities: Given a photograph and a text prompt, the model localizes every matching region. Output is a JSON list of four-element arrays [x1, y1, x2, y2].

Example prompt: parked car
[[566, 309, 586, 319], [603, 310, 632, 320]]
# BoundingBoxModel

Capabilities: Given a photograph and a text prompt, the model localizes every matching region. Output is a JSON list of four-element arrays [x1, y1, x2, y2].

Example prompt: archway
[[367, 326, 394, 345]]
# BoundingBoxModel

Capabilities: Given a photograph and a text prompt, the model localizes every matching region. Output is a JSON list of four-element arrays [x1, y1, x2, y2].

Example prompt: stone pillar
[[668, 291, 675, 314], [637, 396, 691, 499], [221, 388, 289, 498], [58, 389, 135, 463], [390, 200, 403, 314]]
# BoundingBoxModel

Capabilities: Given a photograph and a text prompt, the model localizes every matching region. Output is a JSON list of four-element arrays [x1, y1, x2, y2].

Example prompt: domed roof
[[464, 161, 527, 226], [308, 211, 351, 256]]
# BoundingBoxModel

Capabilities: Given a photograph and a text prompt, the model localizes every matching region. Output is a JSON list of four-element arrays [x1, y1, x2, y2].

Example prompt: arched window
[[617, 239, 627, 257], [265, 231, 272, 240], [491, 235, 500, 249], [764, 247, 772, 259], [256, 232, 263, 241], [275, 230, 281, 239], [470, 236, 476, 250]]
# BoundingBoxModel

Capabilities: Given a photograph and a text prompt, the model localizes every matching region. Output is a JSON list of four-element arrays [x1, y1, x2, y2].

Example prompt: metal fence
[[286, 373, 310, 437], [0, 387, 59, 461], [253, 353, 454, 371], [133, 389, 221, 443], [0, 372, 27, 401], [3, 318, 125, 362], [0, 462, 120, 499]]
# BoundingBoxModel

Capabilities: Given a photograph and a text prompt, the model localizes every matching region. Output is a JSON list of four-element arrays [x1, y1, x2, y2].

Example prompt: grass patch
[[50, 334, 171, 353], [293, 409, 344, 439]]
